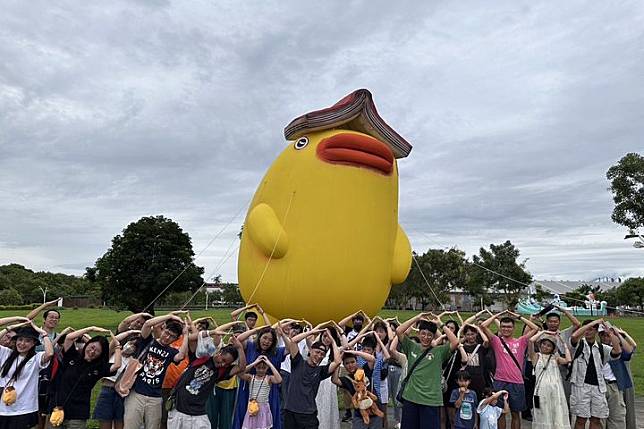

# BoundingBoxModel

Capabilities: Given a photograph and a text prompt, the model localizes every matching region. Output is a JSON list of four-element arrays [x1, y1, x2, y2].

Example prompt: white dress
[[315, 355, 340, 429], [532, 353, 571, 429]]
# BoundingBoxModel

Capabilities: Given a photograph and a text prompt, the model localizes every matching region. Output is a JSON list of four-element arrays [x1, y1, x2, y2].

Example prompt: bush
[[0, 289, 23, 305], [0, 304, 38, 311]]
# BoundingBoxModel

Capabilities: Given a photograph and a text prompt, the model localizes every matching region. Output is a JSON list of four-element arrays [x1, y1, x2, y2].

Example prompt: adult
[[94, 331, 140, 429], [395, 313, 459, 429], [0, 323, 53, 429], [613, 326, 638, 429], [123, 313, 188, 429], [168, 330, 246, 429], [34, 304, 61, 429], [598, 323, 632, 429], [315, 328, 340, 429], [456, 324, 491, 399], [48, 326, 121, 428], [569, 319, 621, 429], [527, 331, 571, 429], [233, 326, 287, 429], [192, 321, 246, 429], [231, 304, 271, 330], [339, 312, 368, 344], [116, 313, 152, 334], [480, 310, 540, 429], [539, 305, 581, 401], [281, 326, 341, 429]]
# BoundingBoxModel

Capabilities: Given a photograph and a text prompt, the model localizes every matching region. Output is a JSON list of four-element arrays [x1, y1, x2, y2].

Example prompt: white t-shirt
[[477, 401, 503, 429], [102, 355, 130, 383], [0, 346, 49, 416]]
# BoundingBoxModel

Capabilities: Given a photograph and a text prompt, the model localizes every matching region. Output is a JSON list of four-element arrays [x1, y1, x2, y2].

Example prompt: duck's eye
[[294, 137, 309, 150]]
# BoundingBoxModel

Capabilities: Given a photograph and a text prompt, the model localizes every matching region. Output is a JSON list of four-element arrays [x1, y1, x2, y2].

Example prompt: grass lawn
[[3, 307, 642, 428]]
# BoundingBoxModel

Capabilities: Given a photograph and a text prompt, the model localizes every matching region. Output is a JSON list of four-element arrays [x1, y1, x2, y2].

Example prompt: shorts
[[570, 383, 609, 419], [93, 386, 125, 421], [168, 410, 210, 429], [493, 380, 526, 412]]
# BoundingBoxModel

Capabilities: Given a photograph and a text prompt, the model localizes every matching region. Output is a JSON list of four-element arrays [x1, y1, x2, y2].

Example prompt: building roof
[[531, 280, 621, 295]]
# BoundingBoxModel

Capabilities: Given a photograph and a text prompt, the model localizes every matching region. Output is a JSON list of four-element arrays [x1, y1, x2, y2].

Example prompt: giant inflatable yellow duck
[[238, 89, 412, 324]]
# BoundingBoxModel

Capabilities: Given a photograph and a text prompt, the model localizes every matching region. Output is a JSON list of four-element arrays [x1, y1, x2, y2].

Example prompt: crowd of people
[[0, 299, 637, 429]]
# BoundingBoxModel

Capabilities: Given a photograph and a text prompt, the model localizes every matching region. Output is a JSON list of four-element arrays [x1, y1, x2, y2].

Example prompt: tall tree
[[615, 277, 644, 309], [606, 152, 644, 230], [401, 248, 468, 310], [94, 215, 204, 313], [470, 240, 532, 308]]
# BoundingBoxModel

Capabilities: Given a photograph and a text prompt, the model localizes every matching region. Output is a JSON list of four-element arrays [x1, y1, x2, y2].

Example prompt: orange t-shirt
[[162, 336, 189, 389]]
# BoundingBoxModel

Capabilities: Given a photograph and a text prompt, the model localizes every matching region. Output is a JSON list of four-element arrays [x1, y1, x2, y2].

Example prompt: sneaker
[[342, 411, 351, 422]]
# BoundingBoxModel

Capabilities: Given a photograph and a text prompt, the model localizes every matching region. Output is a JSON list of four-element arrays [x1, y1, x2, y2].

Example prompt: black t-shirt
[[54, 346, 113, 419], [133, 336, 179, 397], [175, 357, 234, 416], [284, 353, 331, 414], [584, 344, 599, 386]]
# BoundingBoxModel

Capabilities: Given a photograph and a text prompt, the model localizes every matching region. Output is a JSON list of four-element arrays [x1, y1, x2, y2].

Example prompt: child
[[332, 351, 378, 429], [239, 355, 282, 429], [449, 370, 478, 429], [477, 389, 509, 429], [528, 331, 571, 429]]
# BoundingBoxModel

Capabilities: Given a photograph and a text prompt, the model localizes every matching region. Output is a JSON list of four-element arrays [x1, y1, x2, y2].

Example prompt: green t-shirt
[[401, 337, 450, 406]]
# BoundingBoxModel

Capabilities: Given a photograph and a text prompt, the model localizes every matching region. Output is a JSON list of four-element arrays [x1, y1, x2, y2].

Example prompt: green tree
[[615, 277, 644, 309], [222, 283, 243, 305], [401, 248, 468, 310], [469, 241, 532, 308], [93, 215, 204, 313], [0, 289, 23, 305], [606, 153, 644, 230], [533, 283, 552, 303]]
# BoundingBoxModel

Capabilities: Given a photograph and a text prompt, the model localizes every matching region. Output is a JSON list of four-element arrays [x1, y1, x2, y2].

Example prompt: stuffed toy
[[351, 368, 385, 424], [1, 386, 16, 406]]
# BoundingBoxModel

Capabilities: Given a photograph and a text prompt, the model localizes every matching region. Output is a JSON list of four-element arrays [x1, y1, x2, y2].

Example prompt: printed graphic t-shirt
[[489, 335, 528, 384], [449, 389, 478, 429], [133, 336, 179, 397], [175, 357, 234, 416]]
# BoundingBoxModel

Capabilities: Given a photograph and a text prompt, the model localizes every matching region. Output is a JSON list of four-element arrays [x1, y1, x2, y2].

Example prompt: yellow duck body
[[238, 128, 411, 324]]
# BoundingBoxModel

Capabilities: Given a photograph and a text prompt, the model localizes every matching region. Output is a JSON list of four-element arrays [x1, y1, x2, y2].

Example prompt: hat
[[310, 341, 328, 353], [538, 334, 557, 347], [14, 326, 41, 345]]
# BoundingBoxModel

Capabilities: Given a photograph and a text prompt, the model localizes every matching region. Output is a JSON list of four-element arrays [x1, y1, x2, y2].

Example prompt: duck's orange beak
[[316, 133, 394, 175]]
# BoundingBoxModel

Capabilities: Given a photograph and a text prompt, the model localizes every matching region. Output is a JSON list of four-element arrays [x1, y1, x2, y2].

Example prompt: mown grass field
[[3, 307, 642, 428]]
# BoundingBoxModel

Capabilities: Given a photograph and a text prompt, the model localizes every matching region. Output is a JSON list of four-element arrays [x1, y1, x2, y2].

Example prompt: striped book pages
[[283, 89, 412, 159]]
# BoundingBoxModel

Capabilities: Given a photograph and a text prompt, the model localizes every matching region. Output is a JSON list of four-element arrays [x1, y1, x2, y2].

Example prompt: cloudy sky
[[2, 1, 643, 285]]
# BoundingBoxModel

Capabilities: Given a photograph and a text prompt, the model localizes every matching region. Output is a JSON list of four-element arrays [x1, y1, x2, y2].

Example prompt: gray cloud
[[1, 0, 643, 283]]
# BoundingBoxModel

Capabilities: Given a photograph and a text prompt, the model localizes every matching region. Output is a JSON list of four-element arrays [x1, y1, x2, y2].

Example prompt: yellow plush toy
[[1, 386, 16, 406], [238, 89, 412, 324], [49, 407, 65, 427]]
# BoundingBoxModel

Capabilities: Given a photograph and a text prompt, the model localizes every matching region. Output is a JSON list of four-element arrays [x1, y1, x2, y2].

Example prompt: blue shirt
[[450, 388, 477, 429], [608, 349, 634, 391], [357, 353, 384, 402]]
